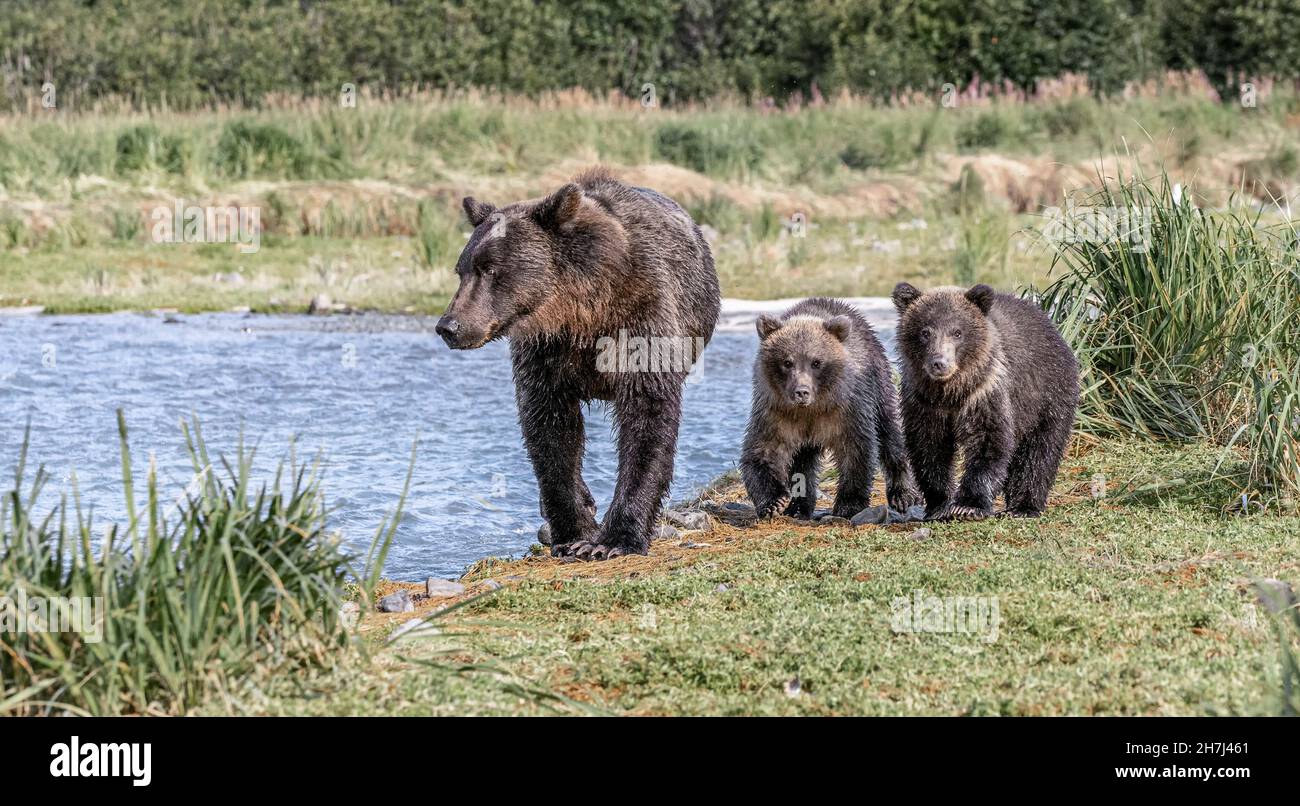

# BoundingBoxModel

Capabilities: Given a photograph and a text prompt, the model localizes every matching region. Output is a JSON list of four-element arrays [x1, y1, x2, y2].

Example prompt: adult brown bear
[[437, 169, 720, 560]]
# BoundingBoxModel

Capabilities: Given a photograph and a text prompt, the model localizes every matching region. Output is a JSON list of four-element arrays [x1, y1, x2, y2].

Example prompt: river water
[[0, 302, 897, 578]]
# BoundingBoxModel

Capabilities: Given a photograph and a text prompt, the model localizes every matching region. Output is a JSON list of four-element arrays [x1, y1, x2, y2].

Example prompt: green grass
[[0, 413, 404, 715], [243, 440, 1300, 716], [2, 92, 1297, 313], [1041, 173, 1300, 510]]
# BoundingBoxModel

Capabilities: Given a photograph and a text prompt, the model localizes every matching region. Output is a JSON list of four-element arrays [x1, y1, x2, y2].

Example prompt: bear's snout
[[928, 356, 953, 377], [436, 315, 468, 349], [790, 384, 813, 406]]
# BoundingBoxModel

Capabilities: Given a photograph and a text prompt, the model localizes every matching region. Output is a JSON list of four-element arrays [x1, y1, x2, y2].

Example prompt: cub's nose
[[435, 316, 460, 347], [928, 357, 952, 375], [792, 386, 812, 405]]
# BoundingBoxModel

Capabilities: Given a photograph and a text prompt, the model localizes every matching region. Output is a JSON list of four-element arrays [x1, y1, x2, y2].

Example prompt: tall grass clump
[[0, 412, 405, 715], [1039, 174, 1300, 509], [653, 121, 763, 178], [214, 120, 327, 179]]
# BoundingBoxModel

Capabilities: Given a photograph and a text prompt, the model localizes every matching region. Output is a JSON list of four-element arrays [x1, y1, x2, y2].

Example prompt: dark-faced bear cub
[[740, 297, 921, 520], [892, 283, 1079, 521]]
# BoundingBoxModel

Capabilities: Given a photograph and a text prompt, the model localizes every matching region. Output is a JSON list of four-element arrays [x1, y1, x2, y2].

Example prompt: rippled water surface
[[0, 311, 896, 579]]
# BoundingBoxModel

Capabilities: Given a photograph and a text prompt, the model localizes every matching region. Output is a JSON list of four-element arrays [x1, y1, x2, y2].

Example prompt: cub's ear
[[534, 183, 584, 230], [756, 314, 782, 341], [892, 282, 921, 312], [965, 284, 995, 315], [462, 197, 495, 228], [824, 315, 852, 343]]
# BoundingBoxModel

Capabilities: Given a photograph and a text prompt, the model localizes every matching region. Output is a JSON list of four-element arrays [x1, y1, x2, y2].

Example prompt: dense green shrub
[[214, 121, 315, 179], [653, 123, 763, 176], [2, 1, 1299, 111]]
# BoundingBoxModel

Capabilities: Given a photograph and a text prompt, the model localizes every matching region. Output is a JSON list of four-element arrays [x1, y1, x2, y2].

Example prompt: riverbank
[[4, 92, 1299, 315], [231, 438, 1299, 716]]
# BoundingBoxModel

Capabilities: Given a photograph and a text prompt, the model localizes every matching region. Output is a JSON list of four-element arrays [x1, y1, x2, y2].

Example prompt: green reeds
[[0, 412, 404, 715], [1039, 174, 1300, 510]]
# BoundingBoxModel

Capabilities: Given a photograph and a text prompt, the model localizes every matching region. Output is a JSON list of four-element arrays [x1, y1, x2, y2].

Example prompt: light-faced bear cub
[[437, 169, 720, 560], [892, 283, 1078, 521], [740, 297, 921, 520]]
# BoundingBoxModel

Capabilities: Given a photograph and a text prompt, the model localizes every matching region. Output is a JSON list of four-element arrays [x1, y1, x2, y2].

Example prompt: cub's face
[[755, 314, 852, 408], [892, 283, 994, 383], [436, 184, 582, 349]]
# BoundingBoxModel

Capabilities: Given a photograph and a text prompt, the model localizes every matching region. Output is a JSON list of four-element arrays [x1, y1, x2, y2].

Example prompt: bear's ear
[[534, 183, 584, 231], [965, 284, 995, 315], [462, 196, 495, 228], [824, 315, 852, 343], [755, 314, 782, 341], [892, 282, 921, 312]]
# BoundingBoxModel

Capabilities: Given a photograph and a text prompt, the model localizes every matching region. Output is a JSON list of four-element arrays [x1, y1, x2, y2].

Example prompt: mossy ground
[[226, 438, 1299, 716]]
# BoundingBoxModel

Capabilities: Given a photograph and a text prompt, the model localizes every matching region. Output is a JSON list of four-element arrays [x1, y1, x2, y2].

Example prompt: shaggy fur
[[740, 297, 921, 520], [437, 169, 720, 559], [892, 283, 1078, 521]]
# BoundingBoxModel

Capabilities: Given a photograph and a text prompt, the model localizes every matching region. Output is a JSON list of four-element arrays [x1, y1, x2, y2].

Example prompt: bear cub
[[892, 283, 1078, 521], [741, 297, 921, 520]]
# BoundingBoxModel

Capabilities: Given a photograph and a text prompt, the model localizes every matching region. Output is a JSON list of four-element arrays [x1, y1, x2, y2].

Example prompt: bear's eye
[[782, 358, 795, 370], [811, 359, 823, 370], [951, 329, 962, 339]]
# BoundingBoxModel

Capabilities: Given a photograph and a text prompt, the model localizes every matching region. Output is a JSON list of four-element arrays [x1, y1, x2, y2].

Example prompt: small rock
[[810, 509, 833, 520], [681, 540, 711, 549], [663, 509, 712, 532], [377, 589, 413, 613], [903, 504, 927, 522], [425, 578, 466, 598], [479, 578, 503, 591], [655, 523, 681, 541], [537, 523, 553, 546], [1254, 578, 1298, 616], [817, 515, 852, 527], [783, 676, 802, 698], [163, 314, 182, 324], [722, 502, 754, 513], [339, 601, 360, 628], [851, 505, 890, 526], [308, 293, 332, 314], [909, 527, 933, 541], [714, 583, 729, 593]]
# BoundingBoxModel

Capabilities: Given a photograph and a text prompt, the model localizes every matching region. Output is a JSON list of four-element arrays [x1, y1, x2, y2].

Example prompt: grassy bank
[[4, 424, 1296, 716], [237, 439, 1299, 716], [3, 91, 1299, 313]]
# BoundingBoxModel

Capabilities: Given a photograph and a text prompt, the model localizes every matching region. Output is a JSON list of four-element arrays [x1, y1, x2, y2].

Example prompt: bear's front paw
[[927, 503, 992, 522], [753, 496, 788, 521], [887, 485, 925, 513], [558, 537, 647, 562], [782, 498, 815, 520]]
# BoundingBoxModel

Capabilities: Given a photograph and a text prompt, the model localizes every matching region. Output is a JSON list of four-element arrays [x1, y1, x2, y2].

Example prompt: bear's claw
[[556, 539, 640, 561], [928, 503, 992, 522]]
